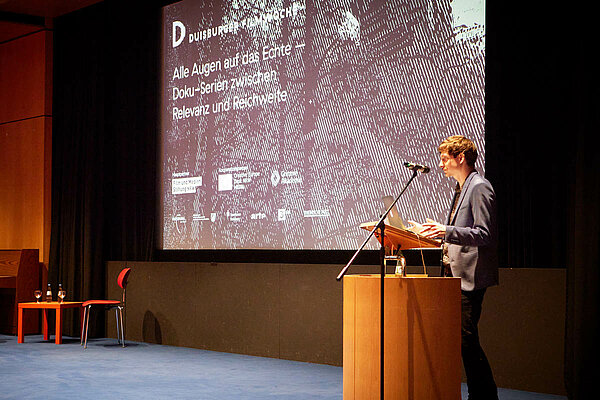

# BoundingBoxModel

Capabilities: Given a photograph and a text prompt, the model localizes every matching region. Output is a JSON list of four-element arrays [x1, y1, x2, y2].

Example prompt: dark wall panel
[[193, 263, 280, 357], [279, 264, 343, 364], [479, 268, 566, 395], [107, 262, 566, 395]]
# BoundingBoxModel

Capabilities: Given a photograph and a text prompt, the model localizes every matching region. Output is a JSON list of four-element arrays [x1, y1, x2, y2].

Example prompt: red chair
[[81, 267, 131, 349]]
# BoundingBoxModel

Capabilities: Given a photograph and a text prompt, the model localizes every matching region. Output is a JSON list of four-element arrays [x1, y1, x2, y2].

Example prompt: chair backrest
[[117, 268, 131, 289], [117, 267, 131, 305]]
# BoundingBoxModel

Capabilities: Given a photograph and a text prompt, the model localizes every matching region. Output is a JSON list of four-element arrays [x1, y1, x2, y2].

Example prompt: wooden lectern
[[343, 223, 461, 399]]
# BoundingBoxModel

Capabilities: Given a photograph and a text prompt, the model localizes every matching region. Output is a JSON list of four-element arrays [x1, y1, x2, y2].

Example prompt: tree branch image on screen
[[160, 0, 485, 250]]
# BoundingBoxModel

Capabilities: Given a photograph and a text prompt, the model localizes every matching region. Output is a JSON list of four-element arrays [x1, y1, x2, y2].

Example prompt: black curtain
[[485, 3, 573, 268], [486, 4, 598, 398], [49, 1, 598, 397], [564, 36, 599, 399], [50, 0, 159, 336]]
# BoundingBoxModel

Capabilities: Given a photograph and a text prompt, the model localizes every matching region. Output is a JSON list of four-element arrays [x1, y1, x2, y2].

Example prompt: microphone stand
[[336, 168, 420, 400]]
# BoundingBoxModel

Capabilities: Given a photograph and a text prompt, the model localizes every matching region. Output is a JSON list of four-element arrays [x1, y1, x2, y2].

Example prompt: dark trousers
[[461, 289, 498, 400]]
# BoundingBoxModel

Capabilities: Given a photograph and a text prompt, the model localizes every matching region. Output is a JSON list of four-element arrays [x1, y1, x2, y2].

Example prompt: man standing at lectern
[[411, 135, 499, 400]]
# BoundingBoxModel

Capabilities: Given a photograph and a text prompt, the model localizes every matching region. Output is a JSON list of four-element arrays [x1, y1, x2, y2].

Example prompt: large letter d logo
[[172, 21, 185, 48]]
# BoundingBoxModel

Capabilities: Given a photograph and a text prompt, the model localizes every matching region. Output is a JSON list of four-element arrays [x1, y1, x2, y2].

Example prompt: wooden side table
[[18, 302, 84, 344]]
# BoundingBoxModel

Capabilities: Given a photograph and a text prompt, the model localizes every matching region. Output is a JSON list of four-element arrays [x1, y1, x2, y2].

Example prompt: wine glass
[[58, 289, 66, 303], [34, 290, 42, 303]]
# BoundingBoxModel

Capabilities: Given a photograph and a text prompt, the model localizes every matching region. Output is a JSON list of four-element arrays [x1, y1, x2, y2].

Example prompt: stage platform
[[0, 335, 566, 400]]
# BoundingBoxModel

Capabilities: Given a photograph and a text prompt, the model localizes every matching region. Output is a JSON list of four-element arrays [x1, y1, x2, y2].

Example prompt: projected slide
[[160, 0, 485, 250]]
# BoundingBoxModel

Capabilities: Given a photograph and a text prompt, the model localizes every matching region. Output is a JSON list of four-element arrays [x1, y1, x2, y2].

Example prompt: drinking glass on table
[[34, 290, 42, 303], [58, 289, 66, 303]]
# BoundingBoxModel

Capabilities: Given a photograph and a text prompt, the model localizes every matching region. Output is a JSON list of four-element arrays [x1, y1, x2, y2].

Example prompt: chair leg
[[118, 307, 125, 347], [80, 306, 88, 346], [84, 306, 91, 349], [115, 308, 121, 344]]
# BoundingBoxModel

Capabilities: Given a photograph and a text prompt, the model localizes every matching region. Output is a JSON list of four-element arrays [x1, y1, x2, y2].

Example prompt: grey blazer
[[444, 171, 499, 291]]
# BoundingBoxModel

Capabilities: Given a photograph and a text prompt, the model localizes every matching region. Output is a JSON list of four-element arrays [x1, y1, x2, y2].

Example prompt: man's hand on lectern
[[407, 220, 425, 234], [420, 218, 446, 239]]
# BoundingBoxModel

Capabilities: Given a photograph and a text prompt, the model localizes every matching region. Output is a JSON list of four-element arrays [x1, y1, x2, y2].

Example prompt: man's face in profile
[[439, 152, 462, 181]]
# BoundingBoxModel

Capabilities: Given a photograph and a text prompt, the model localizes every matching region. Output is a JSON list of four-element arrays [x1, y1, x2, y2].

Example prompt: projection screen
[[160, 0, 486, 250]]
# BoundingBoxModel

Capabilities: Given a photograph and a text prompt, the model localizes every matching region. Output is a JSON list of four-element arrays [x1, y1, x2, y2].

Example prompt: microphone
[[403, 161, 430, 173]]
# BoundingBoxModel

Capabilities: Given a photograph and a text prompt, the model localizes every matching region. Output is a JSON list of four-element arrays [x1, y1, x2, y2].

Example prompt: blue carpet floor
[[0, 334, 566, 400]]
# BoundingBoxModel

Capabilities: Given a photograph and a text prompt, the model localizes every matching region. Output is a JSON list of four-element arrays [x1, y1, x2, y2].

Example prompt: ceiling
[[0, 0, 104, 19], [0, 0, 105, 42]]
